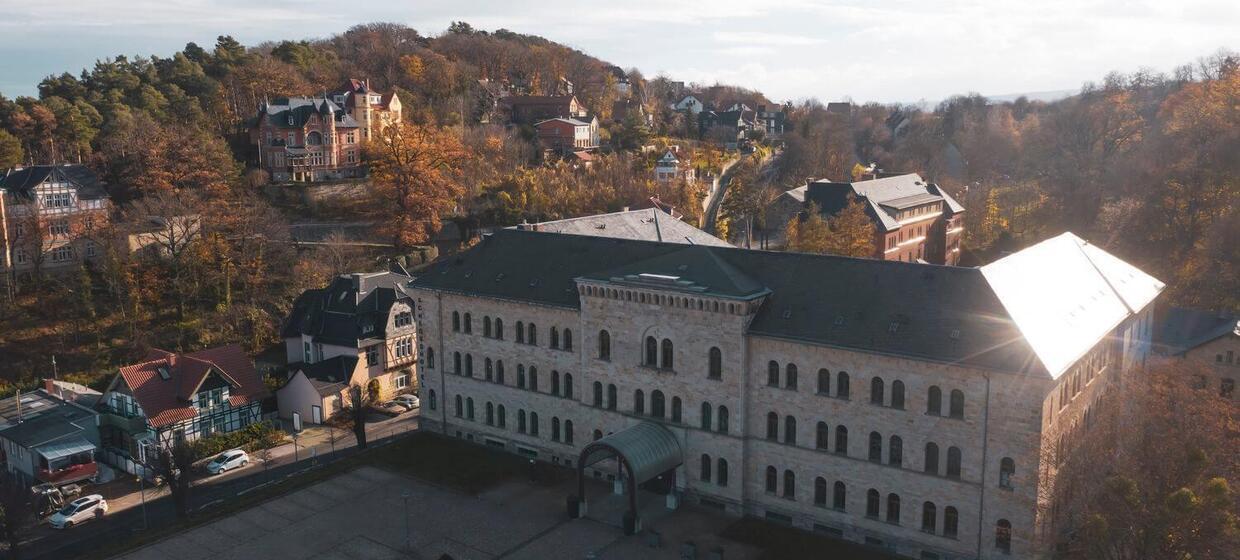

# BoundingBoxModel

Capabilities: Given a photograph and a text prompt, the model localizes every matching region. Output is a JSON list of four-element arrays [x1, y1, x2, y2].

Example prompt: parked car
[[48, 495, 107, 529], [374, 400, 407, 416], [32, 483, 82, 517], [393, 394, 420, 410], [206, 449, 249, 474]]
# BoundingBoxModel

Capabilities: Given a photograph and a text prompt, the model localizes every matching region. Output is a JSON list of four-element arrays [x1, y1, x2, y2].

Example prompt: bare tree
[[152, 438, 197, 520], [0, 473, 35, 560], [342, 384, 373, 450]]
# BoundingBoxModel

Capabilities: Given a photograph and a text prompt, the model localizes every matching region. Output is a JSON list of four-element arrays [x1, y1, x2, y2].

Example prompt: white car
[[393, 395, 420, 410], [49, 495, 107, 529], [206, 449, 249, 474]]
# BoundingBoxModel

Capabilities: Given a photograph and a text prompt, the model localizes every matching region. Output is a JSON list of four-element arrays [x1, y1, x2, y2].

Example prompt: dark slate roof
[[515, 208, 730, 247], [256, 97, 359, 130], [804, 173, 960, 232], [0, 403, 93, 448], [1152, 307, 1240, 356], [410, 229, 1044, 375], [0, 165, 109, 200], [296, 356, 357, 396], [282, 271, 412, 346]]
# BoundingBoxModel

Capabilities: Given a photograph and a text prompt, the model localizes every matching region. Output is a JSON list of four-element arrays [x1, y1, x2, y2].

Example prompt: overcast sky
[[0, 1, 1235, 103]]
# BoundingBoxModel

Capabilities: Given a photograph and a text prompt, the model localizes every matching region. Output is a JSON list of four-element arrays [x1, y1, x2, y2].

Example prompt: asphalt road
[[18, 413, 419, 560]]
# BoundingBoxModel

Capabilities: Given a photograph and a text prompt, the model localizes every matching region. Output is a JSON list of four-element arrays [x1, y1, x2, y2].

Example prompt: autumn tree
[[784, 203, 831, 253], [366, 122, 467, 249], [816, 196, 878, 258], [153, 438, 197, 520]]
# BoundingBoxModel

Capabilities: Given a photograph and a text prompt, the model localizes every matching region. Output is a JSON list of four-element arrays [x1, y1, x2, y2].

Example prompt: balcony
[[37, 461, 97, 485]]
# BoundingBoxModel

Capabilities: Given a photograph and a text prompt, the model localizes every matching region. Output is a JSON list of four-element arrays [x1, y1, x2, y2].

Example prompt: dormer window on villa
[[196, 386, 229, 410]]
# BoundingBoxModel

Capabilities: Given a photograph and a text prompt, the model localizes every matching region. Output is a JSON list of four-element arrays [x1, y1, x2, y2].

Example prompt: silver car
[[206, 449, 249, 474], [48, 494, 107, 529]]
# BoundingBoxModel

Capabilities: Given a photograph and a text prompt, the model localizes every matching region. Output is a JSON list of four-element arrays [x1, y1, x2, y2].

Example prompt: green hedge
[[192, 420, 285, 460]]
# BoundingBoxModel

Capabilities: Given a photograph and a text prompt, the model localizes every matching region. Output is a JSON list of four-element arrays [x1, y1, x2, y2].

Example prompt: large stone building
[[766, 173, 965, 265], [328, 79, 402, 142], [0, 165, 109, 278], [1152, 307, 1238, 400], [407, 228, 1161, 560]]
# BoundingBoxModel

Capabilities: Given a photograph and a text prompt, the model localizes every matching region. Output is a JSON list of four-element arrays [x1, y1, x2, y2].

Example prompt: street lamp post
[[402, 490, 413, 551]]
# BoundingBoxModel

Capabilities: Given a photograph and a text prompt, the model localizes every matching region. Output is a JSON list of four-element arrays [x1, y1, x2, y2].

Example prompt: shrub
[[192, 420, 285, 460]]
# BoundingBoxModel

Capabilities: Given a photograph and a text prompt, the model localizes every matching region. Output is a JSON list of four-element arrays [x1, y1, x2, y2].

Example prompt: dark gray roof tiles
[[516, 208, 730, 247], [1153, 307, 1239, 356], [282, 271, 412, 346], [0, 165, 109, 200]]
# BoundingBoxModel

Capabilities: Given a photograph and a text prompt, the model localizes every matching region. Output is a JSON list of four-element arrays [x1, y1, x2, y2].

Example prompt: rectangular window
[[366, 346, 380, 367], [394, 374, 409, 389], [84, 240, 97, 258], [304, 341, 312, 363], [50, 245, 73, 262], [49, 220, 70, 236]]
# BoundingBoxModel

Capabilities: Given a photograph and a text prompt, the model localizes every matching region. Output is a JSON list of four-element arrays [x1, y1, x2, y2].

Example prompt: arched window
[[871, 377, 885, 405], [517, 364, 526, 389], [922, 502, 937, 533], [483, 316, 492, 337], [454, 395, 463, 417], [651, 390, 666, 418], [816, 422, 829, 449], [495, 318, 504, 340], [717, 406, 729, 434], [645, 336, 658, 366], [486, 402, 494, 425], [950, 389, 965, 419], [634, 390, 645, 414], [607, 384, 617, 410], [817, 369, 830, 395], [887, 494, 901, 524], [551, 371, 561, 396], [765, 466, 777, 493], [452, 311, 461, 331], [564, 420, 573, 444], [837, 372, 851, 399], [661, 339, 673, 369], [925, 442, 940, 474], [563, 373, 573, 398], [517, 410, 526, 432], [814, 477, 827, 506], [783, 470, 795, 499], [527, 323, 537, 345], [869, 431, 883, 462], [708, 347, 722, 379], [466, 397, 474, 420], [598, 330, 611, 361], [497, 405, 506, 428], [928, 386, 942, 415], [563, 329, 573, 351], [717, 458, 729, 487], [700, 402, 713, 430], [529, 367, 539, 391], [767, 361, 780, 386], [306, 131, 322, 145], [496, 360, 505, 384], [766, 412, 779, 440], [835, 426, 848, 454], [485, 358, 493, 381], [426, 348, 435, 369], [995, 519, 1012, 553], [453, 352, 462, 374], [463, 313, 472, 334], [700, 454, 712, 481], [465, 354, 473, 377], [786, 364, 798, 389], [833, 481, 846, 510], [1000, 457, 1015, 489], [428, 389, 437, 410], [944, 507, 959, 538], [890, 436, 903, 467], [550, 327, 559, 349], [947, 447, 962, 479], [891, 380, 905, 409], [516, 321, 525, 343], [866, 489, 880, 518], [593, 382, 603, 406], [671, 397, 682, 423], [784, 416, 797, 445], [529, 412, 539, 436], [552, 417, 561, 441]]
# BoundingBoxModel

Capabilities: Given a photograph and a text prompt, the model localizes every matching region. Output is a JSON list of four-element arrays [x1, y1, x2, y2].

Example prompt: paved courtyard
[[113, 465, 762, 560]]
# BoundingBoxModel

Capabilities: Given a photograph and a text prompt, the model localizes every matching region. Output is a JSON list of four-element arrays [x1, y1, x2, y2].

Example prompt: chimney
[[351, 272, 363, 290], [44, 378, 56, 396]]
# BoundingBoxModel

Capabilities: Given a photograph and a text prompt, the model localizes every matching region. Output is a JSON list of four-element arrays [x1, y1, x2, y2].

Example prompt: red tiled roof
[[117, 344, 267, 429]]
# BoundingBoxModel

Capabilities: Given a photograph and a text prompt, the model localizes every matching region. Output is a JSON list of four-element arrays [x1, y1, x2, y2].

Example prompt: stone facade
[[408, 229, 1160, 560]]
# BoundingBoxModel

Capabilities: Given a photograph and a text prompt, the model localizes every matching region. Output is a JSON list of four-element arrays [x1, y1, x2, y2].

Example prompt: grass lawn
[[370, 431, 556, 494], [721, 517, 903, 560]]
